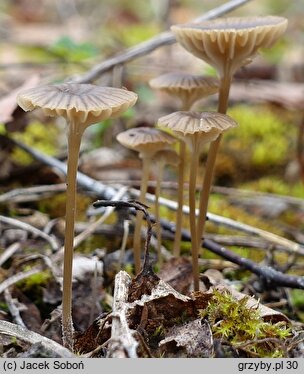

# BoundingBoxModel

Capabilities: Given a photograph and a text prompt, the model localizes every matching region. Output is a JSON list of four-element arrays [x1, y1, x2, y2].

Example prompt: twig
[[10, 139, 304, 256], [0, 242, 21, 267], [132, 191, 304, 256], [4, 289, 26, 328], [0, 215, 59, 251], [233, 337, 288, 357], [71, 0, 252, 83], [0, 267, 42, 295], [93, 200, 153, 273], [8, 141, 304, 287], [106, 271, 138, 358], [0, 183, 67, 203], [0, 320, 75, 357], [203, 239, 304, 290]]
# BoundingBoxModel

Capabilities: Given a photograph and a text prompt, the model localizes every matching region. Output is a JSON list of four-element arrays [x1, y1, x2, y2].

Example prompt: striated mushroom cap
[[149, 72, 219, 109], [116, 127, 176, 157], [158, 111, 237, 148], [17, 83, 138, 127], [171, 16, 288, 77]]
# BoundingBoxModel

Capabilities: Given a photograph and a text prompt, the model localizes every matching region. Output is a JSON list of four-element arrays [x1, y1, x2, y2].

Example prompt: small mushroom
[[149, 72, 219, 257], [149, 72, 219, 111], [158, 111, 237, 290], [171, 16, 288, 260], [152, 149, 180, 264], [116, 127, 176, 273], [17, 83, 137, 350]]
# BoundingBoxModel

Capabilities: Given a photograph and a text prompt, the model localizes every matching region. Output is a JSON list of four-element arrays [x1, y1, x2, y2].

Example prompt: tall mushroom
[[171, 16, 288, 252], [149, 72, 219, 257], [151, 149, 180, 264], [158, 111, 237, 291], [116, 127, 176, 274], [17, 83, 137, 350]]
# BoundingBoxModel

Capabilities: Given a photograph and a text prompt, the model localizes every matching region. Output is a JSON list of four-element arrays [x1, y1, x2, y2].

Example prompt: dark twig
[[10, 137, 304, 256], [93, 200, 153, 274], [71, 0, 252, 83], [9, 140, 304, 289]]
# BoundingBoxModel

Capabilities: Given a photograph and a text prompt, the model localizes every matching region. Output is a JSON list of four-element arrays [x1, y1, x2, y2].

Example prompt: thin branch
[[0, 215, 59, 251], [0, 183, 67, 203], [0, 267, 42, 295], [0, 320, 75, 357], [10, 138, 304, 256], [71, 0, 252, 83], [0, 242, 21, 267]]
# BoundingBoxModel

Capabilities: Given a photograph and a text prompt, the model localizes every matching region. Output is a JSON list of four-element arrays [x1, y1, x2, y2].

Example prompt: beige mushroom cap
[[171, 16, 288, 77], [149, 72, 219, 109], [17, 83, 138, 127], [158, 111, 237, 147], [116, 127, 176, 157]]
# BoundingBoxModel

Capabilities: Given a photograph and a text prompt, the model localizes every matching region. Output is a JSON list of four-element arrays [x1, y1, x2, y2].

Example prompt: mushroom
[[17, 82, 137, 350], [158, 111, 237, 291], [171, 16, 288, 254], [116, 126, 176, 273], [149, 72, 219, 257], [151, 149, 180, 264], [149, 72, 219, 111]]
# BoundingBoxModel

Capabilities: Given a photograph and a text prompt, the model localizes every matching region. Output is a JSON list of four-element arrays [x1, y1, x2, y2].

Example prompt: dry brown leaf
[[158, 257, 193, 294]]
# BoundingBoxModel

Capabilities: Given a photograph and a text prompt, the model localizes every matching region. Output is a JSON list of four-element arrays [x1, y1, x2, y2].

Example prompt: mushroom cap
[[152, 149, 180, 167], [17, 83, 138, 127], [116, 127, 176, 157], [157, 111, 237, 146], [171, 16, 288, 77], [149, 72, 219, 109]]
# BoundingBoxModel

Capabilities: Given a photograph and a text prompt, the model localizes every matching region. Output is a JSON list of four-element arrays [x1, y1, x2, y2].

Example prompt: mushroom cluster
[[148, 15, 287, 291], [171, 16, 288, 265], [15, 10, 289, 353]]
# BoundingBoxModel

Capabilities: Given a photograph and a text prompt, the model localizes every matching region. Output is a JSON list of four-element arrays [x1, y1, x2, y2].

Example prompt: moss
[[224, 105, 295, 171], [38, 192, 92, 221], [11, 121, 60, 165], [241, 177, 304, 199], [17, 271, 51, 291], [199, 289, 291, 357]]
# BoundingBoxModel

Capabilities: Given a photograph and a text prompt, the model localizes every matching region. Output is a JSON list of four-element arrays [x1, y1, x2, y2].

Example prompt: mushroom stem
[[196, 72, 232, 251], [155, 161, 164, 264], [189, 134, 200, 291], [173, 139, 186, 257], [173, 102, 190, 258], [133, 155, 151, 274], [62, 120, 85, 351]]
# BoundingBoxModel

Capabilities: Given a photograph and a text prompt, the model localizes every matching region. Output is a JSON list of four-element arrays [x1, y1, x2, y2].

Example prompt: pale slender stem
[[189, 135, 200, 291], [173, 100, 191, 257], [173, 140, 186, 257], [62, 120, 84, 351], [132, 156, 151, 274], [196, 72, 232, 251], [155, 162, 164, 265]]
